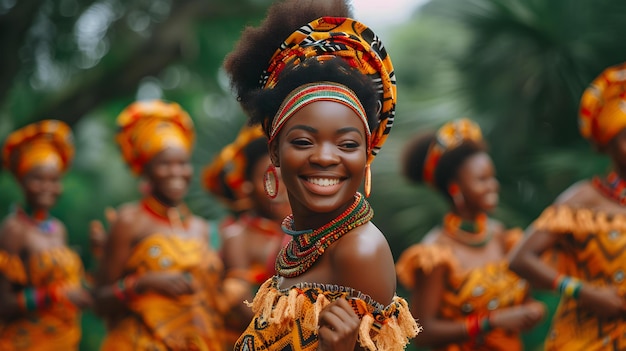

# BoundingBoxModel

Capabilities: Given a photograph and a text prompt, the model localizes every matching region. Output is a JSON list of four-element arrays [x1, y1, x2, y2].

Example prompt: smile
[[306, 177, 341, 187]]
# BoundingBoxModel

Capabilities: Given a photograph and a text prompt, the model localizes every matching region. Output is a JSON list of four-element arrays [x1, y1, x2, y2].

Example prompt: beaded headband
[[261, 16, 395, 166], [579, 62, 626, 146], [422, 118, 483, 186], [269, 82, 370, 147]]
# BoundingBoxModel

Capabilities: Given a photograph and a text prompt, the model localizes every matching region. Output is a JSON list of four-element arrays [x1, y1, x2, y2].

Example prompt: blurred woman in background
[[510, 62, 626, 350], [203, 124, 290, 347], [95, 100, 226, 350], [396, 118, 545, 350], [0, 120, 92, 350]]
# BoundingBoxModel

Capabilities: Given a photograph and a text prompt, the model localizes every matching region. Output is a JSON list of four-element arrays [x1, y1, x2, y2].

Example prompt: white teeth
[[307, 178, 340, 187]]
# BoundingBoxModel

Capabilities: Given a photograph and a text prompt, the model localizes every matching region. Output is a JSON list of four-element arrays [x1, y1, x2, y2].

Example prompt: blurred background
[[1, 0, 626, 349]]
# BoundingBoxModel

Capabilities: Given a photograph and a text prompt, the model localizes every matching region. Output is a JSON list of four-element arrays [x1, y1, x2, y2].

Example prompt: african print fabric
[[0, 247, 83, 350], [533, 206, 626, 350], [100, 233, 226, 351], [395, 229, 528, 351], [234, 276, 420, 351]]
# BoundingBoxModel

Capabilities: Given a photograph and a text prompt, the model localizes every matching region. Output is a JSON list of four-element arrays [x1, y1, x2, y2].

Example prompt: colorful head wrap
[[261, 16, 396, 166], [579, 62, 626, 146], [2, 120, 74, 178], [422, 118, 483, 186], [203, 124, 266, 210], [116, 100, 195, 175]]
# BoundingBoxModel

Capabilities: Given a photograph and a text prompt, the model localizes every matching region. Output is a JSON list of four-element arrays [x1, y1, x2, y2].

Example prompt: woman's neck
[[450, 207, 484, 222], [22, 203, 49, 221]]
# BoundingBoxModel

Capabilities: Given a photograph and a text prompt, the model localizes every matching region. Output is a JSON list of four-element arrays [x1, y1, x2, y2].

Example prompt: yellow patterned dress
[[234, 276, 420, 351], [395, 230, 529, 351], [0, 247, 84, 350], [100, 233, 226, 351], [533, 206, 626, 350]]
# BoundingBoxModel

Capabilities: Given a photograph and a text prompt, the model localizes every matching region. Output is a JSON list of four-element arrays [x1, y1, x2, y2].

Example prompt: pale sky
[[351, 0, 427, 34]]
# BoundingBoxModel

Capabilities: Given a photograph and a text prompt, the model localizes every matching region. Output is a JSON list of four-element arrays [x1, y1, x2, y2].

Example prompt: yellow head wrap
[[116, 100, 195, 175], [203, 124, 265, 210], [2, 120, 74, 178], [579, 62, 626, 146], [422, 118, 484, 186]]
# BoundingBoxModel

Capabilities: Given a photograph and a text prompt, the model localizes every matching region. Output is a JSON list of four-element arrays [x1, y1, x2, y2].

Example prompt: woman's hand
[[489, 301, 545, 332], [579, 285, 626, 319], [136, 271, 196, 298], [65, 287, 94, 309], [317, 298, 360, 351]]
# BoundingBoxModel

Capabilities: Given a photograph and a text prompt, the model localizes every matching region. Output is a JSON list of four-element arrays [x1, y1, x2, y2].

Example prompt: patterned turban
[[203, 124, 265, 210], [579, 62, 626, 146], [260, 16, 396, 166], [116, 100, 195, 175], [2, 120, 74, 178], [423, 118, 483, 186]]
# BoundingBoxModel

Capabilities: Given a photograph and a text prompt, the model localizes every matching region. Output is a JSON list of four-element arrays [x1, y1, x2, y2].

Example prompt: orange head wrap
[[422, 118, 484, 186], [116, 100, 195, 175], [203, 124, 265, 211], [579, 62, 626, 146], [2, 120, 74, 178]]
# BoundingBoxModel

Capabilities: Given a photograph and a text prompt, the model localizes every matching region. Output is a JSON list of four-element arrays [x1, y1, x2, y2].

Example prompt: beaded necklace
[[442, 212, 491, 247], [141, 195, 191, 230], [13, 204, 55, 234], [240, 213, 283, 237], [276, 193, 373, 278], [592, 171, 626, 206]]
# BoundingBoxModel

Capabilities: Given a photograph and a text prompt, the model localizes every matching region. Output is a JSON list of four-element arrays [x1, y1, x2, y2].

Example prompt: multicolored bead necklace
[[442, 212, 491, 247], [592, 171, 626, 206], [13, 204, 56, 234], [141, 195, 191, 230], [276, 192, 374, 278]]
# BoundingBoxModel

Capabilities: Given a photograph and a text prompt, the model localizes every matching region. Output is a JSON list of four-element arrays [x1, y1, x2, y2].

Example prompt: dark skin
[[509, 128, 626, 320], [411, 152, 545, 349], [93, 147, 211, 322], [0, 164, 92, 321], [220, 153, 291, 324], [269, 101, 396, 351]]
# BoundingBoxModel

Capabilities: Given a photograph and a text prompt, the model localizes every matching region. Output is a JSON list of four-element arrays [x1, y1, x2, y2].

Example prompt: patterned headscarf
[[579, 62, 626, 146], [2, 120, 74, 178], [116, 100, 195, 175], [203, 124, 266, 210], [422, 118, 483, 186], [261, 16, 396, 166]]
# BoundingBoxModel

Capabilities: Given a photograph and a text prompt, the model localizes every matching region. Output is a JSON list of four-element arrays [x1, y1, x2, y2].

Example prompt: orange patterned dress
[[100, 233, 226, 351], [0, 247, 84, 350], [395, 230, 529, 351], [234, 276, 420, 351], [533, 206, 626, 350]]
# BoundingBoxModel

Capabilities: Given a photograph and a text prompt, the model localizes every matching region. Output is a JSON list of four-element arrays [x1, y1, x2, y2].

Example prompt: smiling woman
[[223, 0, 420, 350], [93, 100, 228, 351]]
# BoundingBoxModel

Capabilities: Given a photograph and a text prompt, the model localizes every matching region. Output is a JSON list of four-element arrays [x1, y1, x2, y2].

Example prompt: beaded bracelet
[[112, 275, 140, 301], [17, 287, 62, 312], [465, 314, 492, 338], [554, 275, 582, 299]]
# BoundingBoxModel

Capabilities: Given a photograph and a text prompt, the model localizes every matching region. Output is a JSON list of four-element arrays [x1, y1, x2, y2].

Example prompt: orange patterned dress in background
[[0, 247, 84, 350]]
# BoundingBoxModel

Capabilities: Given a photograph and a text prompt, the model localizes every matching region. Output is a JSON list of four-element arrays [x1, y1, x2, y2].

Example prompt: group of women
[[0, 0, 625, 350]]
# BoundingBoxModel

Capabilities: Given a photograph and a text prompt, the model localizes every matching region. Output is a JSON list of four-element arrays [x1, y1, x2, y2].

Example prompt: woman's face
[[273, 100, 368, 218], [454, 152, 499, 212], [145, 147, 192, 204], [249, 154, 291, 221], [20, 164, 63, 211]]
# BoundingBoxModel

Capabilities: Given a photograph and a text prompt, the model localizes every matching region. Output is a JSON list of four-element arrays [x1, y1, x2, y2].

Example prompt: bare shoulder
[[331, 222, 396, 304], [422, 227, 443, 245], [553, 180, 595, 207], [0, 216, 23, 252], [108, 202, 142, 240], [190, 215, 209, 243]]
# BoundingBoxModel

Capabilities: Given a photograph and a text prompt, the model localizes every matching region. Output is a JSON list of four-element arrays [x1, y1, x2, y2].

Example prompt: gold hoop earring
[[263, 164, 279, 199]]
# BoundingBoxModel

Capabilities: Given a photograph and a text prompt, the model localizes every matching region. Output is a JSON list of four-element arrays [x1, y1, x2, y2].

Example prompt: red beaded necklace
[[592, 171, 626, 206], [141, 195, 192, 229], [442, 212, 491, 247], [240, 213, 283, 237], [276, 193, 374, 278]]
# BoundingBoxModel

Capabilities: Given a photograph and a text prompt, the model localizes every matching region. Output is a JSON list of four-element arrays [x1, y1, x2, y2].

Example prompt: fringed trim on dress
[[395, 244, 456, 289], [533, 206, 626, 235], [245, 277, 421, 351], [0, 250, 27, 284]]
